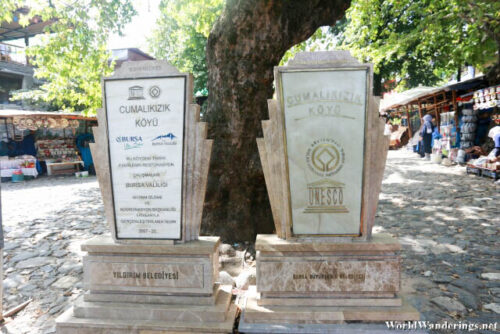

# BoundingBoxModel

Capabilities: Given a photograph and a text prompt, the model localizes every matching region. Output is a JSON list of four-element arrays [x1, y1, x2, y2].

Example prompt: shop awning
[[380, 86, 440, 111], [381, 76, 487, 112]]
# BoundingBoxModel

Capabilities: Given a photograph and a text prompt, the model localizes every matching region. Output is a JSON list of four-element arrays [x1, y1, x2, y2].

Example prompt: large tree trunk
[[202, 0, 350, 242]]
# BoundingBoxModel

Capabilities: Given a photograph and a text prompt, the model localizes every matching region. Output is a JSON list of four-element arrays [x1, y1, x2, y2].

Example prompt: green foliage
[[339, 0, 500, 93], [10, 0, 136, 115], [280, 27, 338, 65], [0, 0, 19, 23], [148, 0, 224, 95]]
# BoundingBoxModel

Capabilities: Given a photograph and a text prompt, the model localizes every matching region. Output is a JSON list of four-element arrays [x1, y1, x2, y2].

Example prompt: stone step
[[57, 304, 238, 334], [84, 284, 220, 305], [258, 296, 402, 307], [73, 285, 232, 322], [244, 291, 419, 324]]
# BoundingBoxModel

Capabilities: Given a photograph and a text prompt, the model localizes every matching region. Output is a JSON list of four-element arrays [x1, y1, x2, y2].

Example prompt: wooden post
[[405, 105, 413, 139], [417, 99, 423, 120], [24, 34, 29, 65], [452, 90, 459, 133], [434, 95, 440, 134]]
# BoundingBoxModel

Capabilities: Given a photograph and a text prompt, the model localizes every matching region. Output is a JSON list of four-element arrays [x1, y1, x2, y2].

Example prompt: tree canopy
[[10, 0, 136, 115], [338, 0, 500, 94], [148, 0, 224, 96]]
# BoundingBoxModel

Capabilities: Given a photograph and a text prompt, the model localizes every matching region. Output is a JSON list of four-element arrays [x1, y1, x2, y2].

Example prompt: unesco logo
[[149, 85, 161, 98], [305, 138, 345, 177]]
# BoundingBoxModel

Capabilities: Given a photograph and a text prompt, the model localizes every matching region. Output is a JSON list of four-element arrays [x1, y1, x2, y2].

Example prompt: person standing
[[420, 114, 434, 160], [384, 118, 393, 136]]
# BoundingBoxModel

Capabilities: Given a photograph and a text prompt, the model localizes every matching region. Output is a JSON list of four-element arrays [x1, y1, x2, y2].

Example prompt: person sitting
[[487, 128, 500, 163]]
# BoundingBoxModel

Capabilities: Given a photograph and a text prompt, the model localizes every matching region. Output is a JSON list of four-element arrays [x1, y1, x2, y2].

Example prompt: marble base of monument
[[56, 235, 236, 333], [239, 234, 419, 331]]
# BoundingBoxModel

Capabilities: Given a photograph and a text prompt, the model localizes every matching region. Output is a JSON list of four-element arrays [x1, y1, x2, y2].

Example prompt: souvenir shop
[[0, 110, 97, 181], [382, 76, 500, 179]]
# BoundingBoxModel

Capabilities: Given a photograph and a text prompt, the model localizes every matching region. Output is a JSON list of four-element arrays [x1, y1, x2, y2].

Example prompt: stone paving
[[1, 176, 105, 333], [0, 149, 498, 333], [376, 149, 499, 333]]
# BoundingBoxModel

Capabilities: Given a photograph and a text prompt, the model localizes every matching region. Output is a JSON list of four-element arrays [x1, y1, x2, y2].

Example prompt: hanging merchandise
[[60, 118, 69, 128], [26, 118, 37, 131], [17, 118, 27, 131], [473, 85, 500, 110], [47, 118, 57, 128], [460, 102, 477, 150]]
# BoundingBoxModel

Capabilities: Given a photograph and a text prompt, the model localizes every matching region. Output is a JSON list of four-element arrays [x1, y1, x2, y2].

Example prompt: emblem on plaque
[[304, 179, 349, 214], [128, 85, 145, 100], [306, 138, 345, 177], [305, 138, 348, 214], [149, 85, 161, 98]]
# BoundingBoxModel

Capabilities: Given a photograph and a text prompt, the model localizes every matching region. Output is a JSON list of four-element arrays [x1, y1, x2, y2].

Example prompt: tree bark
[[202, 0, 350, 242]]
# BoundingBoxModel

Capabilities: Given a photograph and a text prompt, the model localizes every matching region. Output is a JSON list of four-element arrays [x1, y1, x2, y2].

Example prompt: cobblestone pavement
[[0, 149, 498, 333], [376, 149, 499, 333], [1, 176, 105, 334]]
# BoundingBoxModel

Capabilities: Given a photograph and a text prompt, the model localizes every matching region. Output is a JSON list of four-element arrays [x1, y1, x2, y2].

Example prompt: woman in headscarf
[[487, 126, 500, 163], [420, 114, 434, 160]]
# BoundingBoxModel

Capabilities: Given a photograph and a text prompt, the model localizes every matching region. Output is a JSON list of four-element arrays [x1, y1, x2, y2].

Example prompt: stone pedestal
[[239, 234, 419, 332], [56, 235, 236, 333]]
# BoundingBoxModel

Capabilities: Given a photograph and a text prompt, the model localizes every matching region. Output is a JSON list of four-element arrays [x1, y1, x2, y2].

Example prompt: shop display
[[439, 111, 457, 154], [460, 102, 477, 150], [11, 116, 81, 132], [36, 139, 80, 162], [0, 113, 96, 181], [473, 85, 500, 110], [0, 155, 38, 178]]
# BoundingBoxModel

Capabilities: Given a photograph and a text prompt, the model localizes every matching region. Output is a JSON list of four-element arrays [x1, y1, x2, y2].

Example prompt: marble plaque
[[84, 259, 204, 290], [279, 69, 367, 235], [104, 76, 187, 240], [258, 259, 399, 293]]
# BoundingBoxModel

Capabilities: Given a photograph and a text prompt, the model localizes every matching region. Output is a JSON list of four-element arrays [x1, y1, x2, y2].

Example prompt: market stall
[[0, 155, 37, 178], [464, 85, 500, 180], [382, 76, 499, 179], [0, 110, 96, 181]]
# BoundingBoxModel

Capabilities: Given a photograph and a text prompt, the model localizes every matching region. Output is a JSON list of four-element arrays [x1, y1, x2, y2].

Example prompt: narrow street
[[0, 149, 498, 333], [377, 149, 499, 331]]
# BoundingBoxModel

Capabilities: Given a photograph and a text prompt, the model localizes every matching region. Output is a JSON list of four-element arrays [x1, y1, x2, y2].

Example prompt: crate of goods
[[466, 165, 482, 176], [481, 168, 499, 180], [11, 170, 24, 182]]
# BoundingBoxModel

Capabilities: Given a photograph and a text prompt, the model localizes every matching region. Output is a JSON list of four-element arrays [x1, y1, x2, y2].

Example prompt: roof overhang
[[0, 7, 55, 42], [0, 109, 96, 120]]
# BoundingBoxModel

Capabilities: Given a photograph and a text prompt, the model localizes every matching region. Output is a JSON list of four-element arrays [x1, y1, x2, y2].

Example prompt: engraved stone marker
[[56, 61, 236, 334], [104, 76, 186, 240], [280, 68, 368, 235], [240, 52, 419, 332]]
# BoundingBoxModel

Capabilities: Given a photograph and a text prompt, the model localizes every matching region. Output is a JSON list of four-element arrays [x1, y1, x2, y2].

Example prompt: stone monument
[[239, 51, 419, 332], [56, 60, 236, 333]]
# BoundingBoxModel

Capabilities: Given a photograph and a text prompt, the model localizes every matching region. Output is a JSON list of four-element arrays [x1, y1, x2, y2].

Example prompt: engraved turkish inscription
[[280, 69, 367, 235], [104, 76, 187, 240], [258, 259, 399, 292], [85, 261, 204, 289]]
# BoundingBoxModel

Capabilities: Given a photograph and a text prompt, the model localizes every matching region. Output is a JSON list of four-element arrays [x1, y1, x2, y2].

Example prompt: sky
[[107, 0, 161, 53], [9, 0, 161, 54]]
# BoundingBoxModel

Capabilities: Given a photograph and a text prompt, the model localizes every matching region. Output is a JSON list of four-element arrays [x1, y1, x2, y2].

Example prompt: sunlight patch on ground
[[457, 206, 487, 219], [399, 235, 465, 254], [383, 172, 422, 185], [372, 226, 386, 233], [434, 212, 459, 221]]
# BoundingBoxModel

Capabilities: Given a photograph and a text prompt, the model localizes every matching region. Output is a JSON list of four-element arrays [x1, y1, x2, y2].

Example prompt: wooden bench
[[46, 161, 84, 176]]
